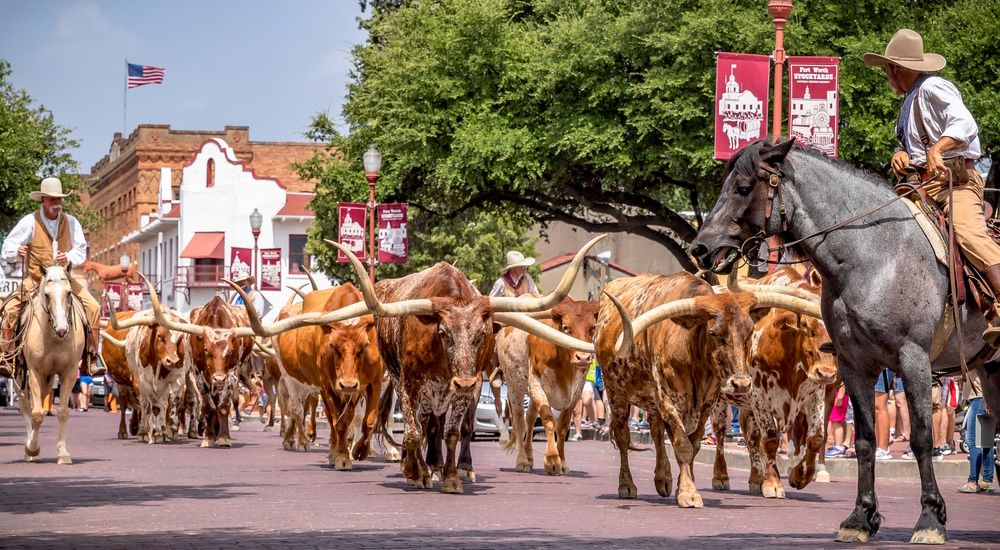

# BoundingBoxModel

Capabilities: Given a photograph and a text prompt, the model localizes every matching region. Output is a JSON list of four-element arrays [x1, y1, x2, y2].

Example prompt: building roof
[[180, 232, 225, 259], [275, 193, 315, 219], [540, 254, 637, 277]]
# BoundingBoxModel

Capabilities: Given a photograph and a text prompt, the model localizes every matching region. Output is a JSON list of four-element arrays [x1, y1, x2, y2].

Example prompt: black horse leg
[[901, 350, 947, 544], [836, 363, 882, 543]]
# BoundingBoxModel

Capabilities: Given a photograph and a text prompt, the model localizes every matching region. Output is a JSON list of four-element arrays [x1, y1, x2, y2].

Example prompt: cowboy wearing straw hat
[[489, 250, 539, 298], [865, 29, 1000, 343], [230, 271, 265, 317], [0, 177, 102, 365]]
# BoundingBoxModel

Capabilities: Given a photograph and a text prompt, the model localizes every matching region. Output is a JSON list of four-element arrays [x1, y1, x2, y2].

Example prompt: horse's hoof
[[24, 446, 40, 458], [458, 468, 476, 482], [618, 483, 638, 499], [25, 453, 39, 463], [712, 478, 730, 491], [57, 455, 73, 465], [835, 528, 870, 543], [815, 469, 831, 483], [909, 529, 946, 545], [441, 476, 464, 494], [677, 491, 704, 508]]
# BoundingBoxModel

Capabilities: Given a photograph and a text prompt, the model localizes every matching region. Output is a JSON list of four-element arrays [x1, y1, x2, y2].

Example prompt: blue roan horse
[[692, 139, 1000, 545]]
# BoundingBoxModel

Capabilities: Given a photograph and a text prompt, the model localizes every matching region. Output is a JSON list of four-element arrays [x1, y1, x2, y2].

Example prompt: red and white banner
[[103, 283, 123, 316], [230, 247, 252, 281], [260, 248, 282, 291], [377, 203, 408, 264], [714, 52, 771, 160], [788, 56, 840, 158], [337, 202, 368, 263], [126, 283, 145, 311]]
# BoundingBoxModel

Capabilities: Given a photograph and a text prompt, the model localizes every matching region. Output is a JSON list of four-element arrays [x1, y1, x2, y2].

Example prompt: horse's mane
[[726, 139, 892, 191]]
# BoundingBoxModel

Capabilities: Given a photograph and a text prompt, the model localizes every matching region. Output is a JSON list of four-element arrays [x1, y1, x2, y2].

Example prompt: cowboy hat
[[501, 250, 535, 274], [863, 28, 946, 73], [232, 273, 256, 286], [28, 177, 71, 201]]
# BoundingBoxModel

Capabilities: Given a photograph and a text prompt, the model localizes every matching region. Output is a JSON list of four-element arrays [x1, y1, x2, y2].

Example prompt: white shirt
[[1, 209, 88, 267], [902, 76, 981, 164], [489, 274, 539, 298], [232, 285, 265, 317]]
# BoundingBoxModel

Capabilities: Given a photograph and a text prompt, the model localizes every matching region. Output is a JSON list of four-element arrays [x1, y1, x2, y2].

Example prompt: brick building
[[87, 124, 320, 267]]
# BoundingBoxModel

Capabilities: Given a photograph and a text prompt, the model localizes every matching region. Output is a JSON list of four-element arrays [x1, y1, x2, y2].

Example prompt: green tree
[[298, 113, 538, 293], [0, 60, 96, 234], [338, 0, 1000, 270]]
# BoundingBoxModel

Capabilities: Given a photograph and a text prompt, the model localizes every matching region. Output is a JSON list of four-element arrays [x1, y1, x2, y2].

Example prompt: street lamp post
[[363, 144, 382, 282], [249, 208, 263, 283], [118, 254, 131, 312], [768, 0, 794, 140]]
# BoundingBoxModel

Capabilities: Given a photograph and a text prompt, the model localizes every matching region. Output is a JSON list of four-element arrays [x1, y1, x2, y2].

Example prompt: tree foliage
[[331, 0, 1000, 271], [0, 60, 97, 234]]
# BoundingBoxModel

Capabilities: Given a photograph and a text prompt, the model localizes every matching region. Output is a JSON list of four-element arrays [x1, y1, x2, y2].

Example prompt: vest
[[26, 210, 72, 284], [500, 273, 529, 297]]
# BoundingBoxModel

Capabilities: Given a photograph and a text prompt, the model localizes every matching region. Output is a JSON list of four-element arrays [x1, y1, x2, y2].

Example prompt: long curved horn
[[224, 279, 369, 336], [138, 272, 206, 337], [323, 239, 434, 317], [489, 234, 607, 313], [100, 330, 126, 348], [287, 284, 308, 305], [749, 291, 822, 319], [493, 312, 594, 353], [305, 270, 320, 291], [108, 310, 156, 330], [603, 291, 634, 358], [726, 274, 818, 303], [253, 337, 277, 358], [614, 298, 701, 354]]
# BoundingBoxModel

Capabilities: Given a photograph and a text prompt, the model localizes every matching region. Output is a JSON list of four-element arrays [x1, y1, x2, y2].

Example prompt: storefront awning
[[180, 232, 225, 259]]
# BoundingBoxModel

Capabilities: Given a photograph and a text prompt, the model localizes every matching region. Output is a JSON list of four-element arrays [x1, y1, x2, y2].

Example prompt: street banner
[[337, 202, 368, 263], [788, 56, 840, 158], [377, 203, 408, 264], [714, 52, 771, 160], [103, 283, 123, 316], [260, 248, 282, 291], [126, 283, 145, 311], [230, 247, 252, 281]]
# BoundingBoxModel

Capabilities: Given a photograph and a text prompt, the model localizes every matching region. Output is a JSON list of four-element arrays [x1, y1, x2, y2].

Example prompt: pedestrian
[[865, 29, 1000, 343], [71, 370, 83, 412], [571, 359, 599, 441], [892, 376, 910, 443], [874, 369, 897, 460], [958, 369, 994, 493], [826, 384, 850, 458], [78, 366, 93, 412]]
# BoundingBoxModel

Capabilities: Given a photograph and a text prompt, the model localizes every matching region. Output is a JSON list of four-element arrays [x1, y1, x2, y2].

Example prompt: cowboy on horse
[[0, 177, 101, 372]]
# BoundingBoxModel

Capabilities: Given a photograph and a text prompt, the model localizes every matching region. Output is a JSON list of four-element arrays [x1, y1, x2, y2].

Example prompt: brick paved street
[[1, 408, 997, 549]]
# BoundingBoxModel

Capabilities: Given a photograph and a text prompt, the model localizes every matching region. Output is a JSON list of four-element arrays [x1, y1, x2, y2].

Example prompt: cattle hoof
[[431, 471, 441, 482], [677, 491, 704, 508], [410, 474, 433, 489], [762, 483, 785, 499], [217, 438, 232, 448], [748, 482, 763, 496], [187, 430, 199, 440], [815, 469, 831, 483], [515, 461, 532, 473], [263, 425, 272, 432], [712, 478, 730, 491], [909, 529, 946, 545], [458, 468, 476, 482], [57, 454, 73, 465], [656, 478, 673, 497], [383, 447, 402, 462], [200, 438, 214, 448], [441, 477, 464, 494], [835, 528, 870, 543], [559, 463, 570, 475], [117, 432, 129, 440], [332, 456, 353, 470], [618, 484, 638, 499]]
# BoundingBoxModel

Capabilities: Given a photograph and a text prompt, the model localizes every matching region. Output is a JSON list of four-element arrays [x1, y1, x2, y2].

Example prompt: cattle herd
[[75, 235, 845, 520]]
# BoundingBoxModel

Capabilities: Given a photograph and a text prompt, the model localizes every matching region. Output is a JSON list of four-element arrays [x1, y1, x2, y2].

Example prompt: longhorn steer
[[594, 272, 821, 507], [100, 312, 142, 439]]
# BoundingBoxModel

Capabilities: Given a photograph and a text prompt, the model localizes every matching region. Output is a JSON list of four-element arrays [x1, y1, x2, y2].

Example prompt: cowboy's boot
[[86, 326, 102, 375], [982, 264, 1000, 345]]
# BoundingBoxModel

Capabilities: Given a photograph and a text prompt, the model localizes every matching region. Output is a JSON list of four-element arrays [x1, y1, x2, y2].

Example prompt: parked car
[[90, 375, 107, 408], [475, 382, 544, 438]]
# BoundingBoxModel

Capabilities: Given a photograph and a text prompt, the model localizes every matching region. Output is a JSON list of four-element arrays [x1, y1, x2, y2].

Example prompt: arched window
[[206, 158, 215, 188]]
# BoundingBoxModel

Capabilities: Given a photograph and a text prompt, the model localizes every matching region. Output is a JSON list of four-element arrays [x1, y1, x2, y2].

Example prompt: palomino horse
[[17, 264, 86, 464], [692, 139, 1000, 545]]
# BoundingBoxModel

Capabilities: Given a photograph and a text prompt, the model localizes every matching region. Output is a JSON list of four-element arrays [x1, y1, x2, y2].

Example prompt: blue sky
[[1, 0, 368, 173]]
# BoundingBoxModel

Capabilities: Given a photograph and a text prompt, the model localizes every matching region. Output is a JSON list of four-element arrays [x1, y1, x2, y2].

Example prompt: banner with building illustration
[[260, 248, 282, 291], [788, 56, 840, 158], [230, 247, 252, 281], [102, 283, 123, 316], [714, 52, 771, 160], [337, 202, 367, 263], [377, 203, 408, 264], [126, 283, 145, 311]]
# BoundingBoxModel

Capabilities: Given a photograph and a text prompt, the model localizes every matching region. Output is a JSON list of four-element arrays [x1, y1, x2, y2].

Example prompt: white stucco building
[[121, 138, 330, 321]]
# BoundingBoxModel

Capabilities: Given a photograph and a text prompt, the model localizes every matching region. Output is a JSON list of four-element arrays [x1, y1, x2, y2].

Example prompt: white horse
[[18, 264, 86, 464]]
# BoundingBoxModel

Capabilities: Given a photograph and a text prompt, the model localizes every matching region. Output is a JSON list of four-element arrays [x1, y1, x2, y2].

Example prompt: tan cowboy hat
[[232, 273, 256, 286], [863, 29, 946, 73], [28, 177, 71, 201], [501, 250, 535, 274]]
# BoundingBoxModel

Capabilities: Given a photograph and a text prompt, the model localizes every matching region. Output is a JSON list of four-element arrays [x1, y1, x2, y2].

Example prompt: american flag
[[127, 63, 165, 88]]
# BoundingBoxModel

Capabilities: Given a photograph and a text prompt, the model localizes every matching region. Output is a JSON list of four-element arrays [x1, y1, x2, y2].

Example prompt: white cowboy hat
[[863, 29, 946, 73], [501, 250, 535, 274], [232, 273, 256, 286], [29, 177, 71, 201]]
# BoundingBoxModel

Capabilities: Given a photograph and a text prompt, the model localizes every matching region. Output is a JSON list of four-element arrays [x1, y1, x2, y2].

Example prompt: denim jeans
[[966, 397, 995, 483]]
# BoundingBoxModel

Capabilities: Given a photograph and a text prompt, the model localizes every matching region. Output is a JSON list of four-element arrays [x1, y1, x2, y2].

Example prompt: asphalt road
[[0, 408, 997, 549]]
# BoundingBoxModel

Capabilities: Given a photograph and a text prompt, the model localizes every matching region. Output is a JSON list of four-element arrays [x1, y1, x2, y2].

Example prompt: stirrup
[[983, 325, 1000, 346]]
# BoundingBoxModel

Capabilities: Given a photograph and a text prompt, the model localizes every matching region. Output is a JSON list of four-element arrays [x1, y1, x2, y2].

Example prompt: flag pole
[[123, 59, 128, 136]]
